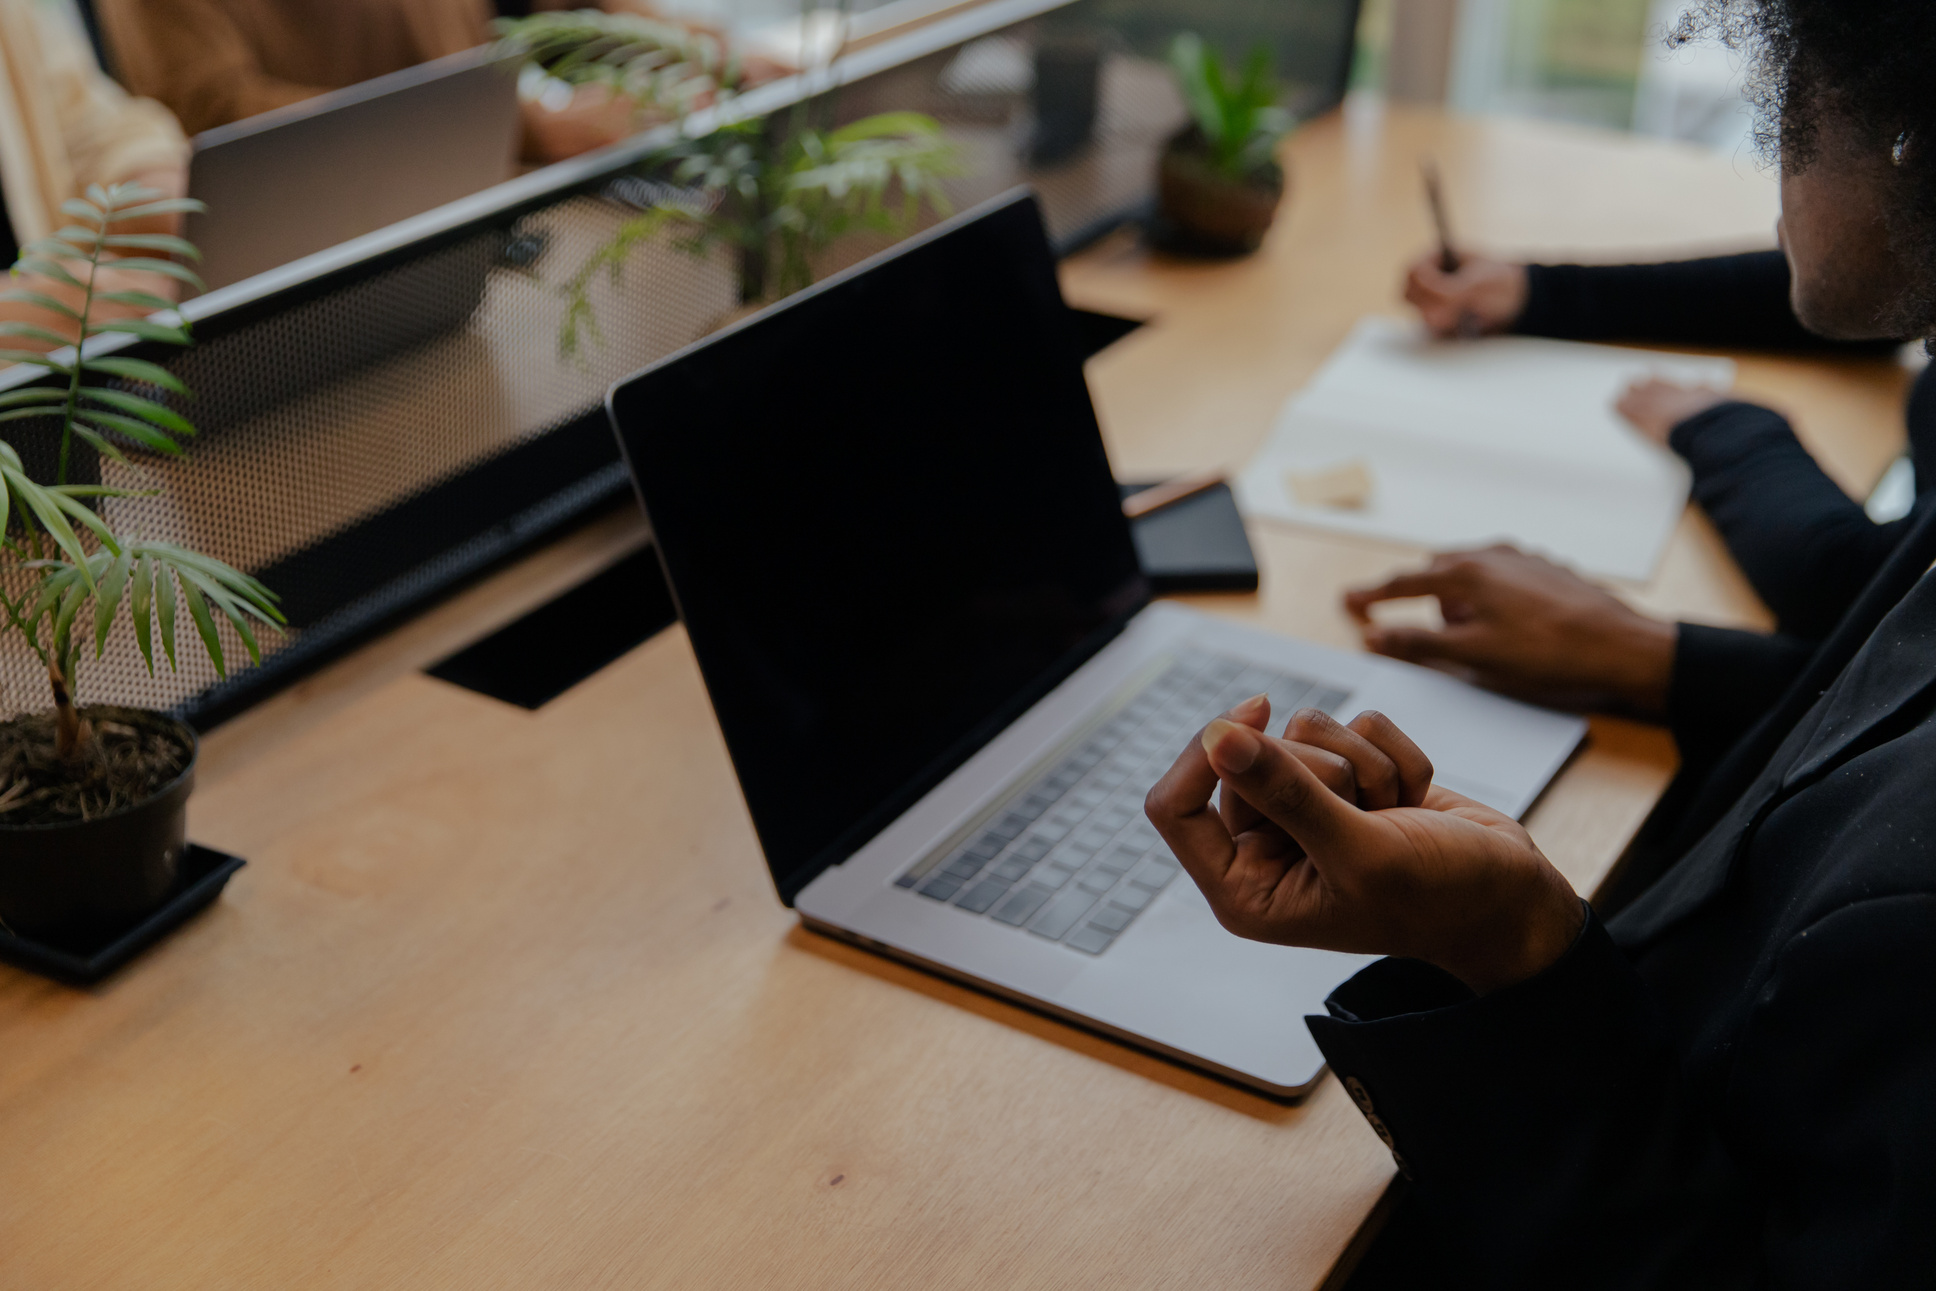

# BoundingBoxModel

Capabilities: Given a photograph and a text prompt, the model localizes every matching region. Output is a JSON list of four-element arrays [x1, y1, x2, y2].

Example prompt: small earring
[[1893, 131, 1912, 166]]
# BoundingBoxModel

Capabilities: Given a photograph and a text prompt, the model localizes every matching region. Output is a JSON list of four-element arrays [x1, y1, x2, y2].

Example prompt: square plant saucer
[[0, 845, 245, 985]]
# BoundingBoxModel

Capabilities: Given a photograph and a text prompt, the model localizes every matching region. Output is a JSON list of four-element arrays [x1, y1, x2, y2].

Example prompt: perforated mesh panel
[[0, 197, 736, 722], [0, 4, 1352, 726]]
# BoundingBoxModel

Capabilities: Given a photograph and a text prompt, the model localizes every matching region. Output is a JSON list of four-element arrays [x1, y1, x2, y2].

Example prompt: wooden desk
[[0, 102, 1910, 1288]]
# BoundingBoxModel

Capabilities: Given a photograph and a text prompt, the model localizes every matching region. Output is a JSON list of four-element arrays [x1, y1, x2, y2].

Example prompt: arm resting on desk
[[1666, 623, 1814, 777], [1670, 402, 1916, 639], [1309, 902, 1936, 1289], [1513, 251, 1893, 352]]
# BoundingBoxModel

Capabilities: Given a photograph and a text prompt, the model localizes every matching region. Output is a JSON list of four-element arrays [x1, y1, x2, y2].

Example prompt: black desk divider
[[427, 544, 679, 709], [1069, 307, 1146, 359], [0, 845, 246, 985], [0, 0, 1354, 734]]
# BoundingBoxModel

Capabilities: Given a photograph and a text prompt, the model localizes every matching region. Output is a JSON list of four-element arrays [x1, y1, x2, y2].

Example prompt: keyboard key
[[894, 871, 920, 888], [965, 835, 1004, 862], [1029, 889, 1099, 940], [954, 877, 1012, 914], [1019, 793, 1059, 817], [1013, 835, 1055, 863], [1065, 924, 1116, 955], [1076, 871, 1116, 895], [919, 875, 963, 901], [1090, 903, 1135, 933], [1035, 817, 1075, 843], [1029, 863, 1077, 891], [990, 856, 1033, 882], [1127, 858, 1178, 892], [1112, 883, 1154, 912], [988, 812, 1033, 842], [1309, 686, 1352, 714], [992, 885, 1052, 925], [1073, 827, 1116, 852], [942, 857, 986, 881]]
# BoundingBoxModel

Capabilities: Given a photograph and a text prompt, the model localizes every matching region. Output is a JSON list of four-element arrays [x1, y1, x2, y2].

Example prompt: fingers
[[1280, 707, 1433, 809], [1200, 719, 1368, 858], [1360, 623, 1489, 670], [1342, 567, 1458, 622], [1147, 696, 1273, 887], [1346, 710, 1435, 807], [1404, 257, 1465, 336], [1216, 695, 1274, 838]]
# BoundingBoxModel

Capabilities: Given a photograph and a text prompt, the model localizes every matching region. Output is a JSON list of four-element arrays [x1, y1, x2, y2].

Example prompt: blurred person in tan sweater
[[1, 0, 191, 355], [94, 0, 772, 163]]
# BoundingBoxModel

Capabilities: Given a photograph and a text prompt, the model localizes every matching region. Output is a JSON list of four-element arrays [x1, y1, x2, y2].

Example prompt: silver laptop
[[606, 191, 1586, 1098], [185, 47, 521, 291]]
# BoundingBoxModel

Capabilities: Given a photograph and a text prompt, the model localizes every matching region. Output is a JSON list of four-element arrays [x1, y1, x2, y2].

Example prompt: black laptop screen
[[608, 194, 1148, 903]]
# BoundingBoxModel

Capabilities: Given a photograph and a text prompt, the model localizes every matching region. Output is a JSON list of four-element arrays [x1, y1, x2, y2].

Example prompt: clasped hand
[[1144, 695, 1583, 994]]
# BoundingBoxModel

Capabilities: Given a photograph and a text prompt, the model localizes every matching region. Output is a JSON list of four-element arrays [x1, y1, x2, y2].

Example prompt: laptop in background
[[186, 47, 522, 292], [606, 191, 1586, 1098]]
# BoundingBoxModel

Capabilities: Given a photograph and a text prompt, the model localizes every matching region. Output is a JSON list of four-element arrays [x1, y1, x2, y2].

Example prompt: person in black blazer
[[1144, 3, 1936, 1282]]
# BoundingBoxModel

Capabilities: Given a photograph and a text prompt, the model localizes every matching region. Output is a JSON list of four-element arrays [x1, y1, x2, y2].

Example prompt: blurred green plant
[[0, 183, 283, 764], [495, 9, 744, 120], [1167, 33, 1294, 180], [559, 110, 957, 357]]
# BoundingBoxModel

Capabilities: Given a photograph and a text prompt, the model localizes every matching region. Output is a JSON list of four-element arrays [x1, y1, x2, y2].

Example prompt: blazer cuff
[[1666, 622, 1814, 771], [1306, 907, 1650, 1187], [1666, 400, 1794, 473]]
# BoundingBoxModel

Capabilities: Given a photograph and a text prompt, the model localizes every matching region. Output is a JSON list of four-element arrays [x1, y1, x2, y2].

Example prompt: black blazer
[[1314, 503, 1936, 1288], [1512, 252, 1936, 778]]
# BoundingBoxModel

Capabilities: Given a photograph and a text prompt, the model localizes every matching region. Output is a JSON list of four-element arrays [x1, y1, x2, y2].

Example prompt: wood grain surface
[[0, 100, 1910, 1289]]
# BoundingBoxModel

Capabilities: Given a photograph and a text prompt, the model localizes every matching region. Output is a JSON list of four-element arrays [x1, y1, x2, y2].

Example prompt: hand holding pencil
[[1405, 160, 1530, 338]]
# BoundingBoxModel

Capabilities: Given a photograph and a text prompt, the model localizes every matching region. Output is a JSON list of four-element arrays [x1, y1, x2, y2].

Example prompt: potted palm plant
[[1157, 33, 1295, 255], [0, 184, 282, 942]]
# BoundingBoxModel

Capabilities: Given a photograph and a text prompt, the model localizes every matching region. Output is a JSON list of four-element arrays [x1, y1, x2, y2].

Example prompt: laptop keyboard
[[895, 650, 1353, 956]]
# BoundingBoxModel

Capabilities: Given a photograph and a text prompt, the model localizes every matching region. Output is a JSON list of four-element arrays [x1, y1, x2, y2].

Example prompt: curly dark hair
[[1673, 0, 1936, 337]]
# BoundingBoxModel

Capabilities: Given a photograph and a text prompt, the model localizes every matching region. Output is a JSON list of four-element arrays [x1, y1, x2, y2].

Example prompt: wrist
[[1435, 873, 1586, 996], [1601, 611, 1677, 717]]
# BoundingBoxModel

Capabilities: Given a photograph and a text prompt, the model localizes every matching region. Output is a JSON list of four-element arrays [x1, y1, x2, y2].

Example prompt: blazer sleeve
[[1511, 251, 1890, 352], [1666, 623, 1815, 776], [1306, 898, 1936, 1288], [1668, 401, 1915, 640]]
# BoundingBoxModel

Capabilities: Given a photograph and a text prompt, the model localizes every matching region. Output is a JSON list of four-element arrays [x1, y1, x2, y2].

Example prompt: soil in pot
[[1155, 126, 1286, 257], [0, 707, 197, 942], [0, 707, 193, 825]]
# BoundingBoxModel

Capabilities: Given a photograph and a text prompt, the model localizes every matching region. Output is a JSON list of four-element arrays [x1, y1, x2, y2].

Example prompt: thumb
[[1200, 719, 1367, 859]]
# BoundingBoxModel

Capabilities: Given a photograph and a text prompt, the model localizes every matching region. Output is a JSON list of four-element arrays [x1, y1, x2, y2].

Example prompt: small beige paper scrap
[[1286, 459, 1373, 510]]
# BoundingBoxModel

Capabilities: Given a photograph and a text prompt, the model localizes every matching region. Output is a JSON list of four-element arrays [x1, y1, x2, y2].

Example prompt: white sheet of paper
[[1234, 317, 1735, 581]]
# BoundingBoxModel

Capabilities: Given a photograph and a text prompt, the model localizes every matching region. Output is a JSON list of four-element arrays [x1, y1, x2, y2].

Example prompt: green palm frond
[[494, 10, 740, 116], [553, 109, 957, 353], [1, 181, 283, 720], [25, 539, 282, 679], [1167, 33, 1295, 178]]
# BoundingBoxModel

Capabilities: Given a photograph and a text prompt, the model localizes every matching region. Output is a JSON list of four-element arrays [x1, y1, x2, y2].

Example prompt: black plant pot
[[0, 712, 197, 942]]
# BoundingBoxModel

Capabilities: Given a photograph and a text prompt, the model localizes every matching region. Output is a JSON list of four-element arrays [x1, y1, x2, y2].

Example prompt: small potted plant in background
[[497, 8, 958, 354], [1157, 33, 1295, 255], [555, 108, 958, 352], [0, 185, 282, 944]]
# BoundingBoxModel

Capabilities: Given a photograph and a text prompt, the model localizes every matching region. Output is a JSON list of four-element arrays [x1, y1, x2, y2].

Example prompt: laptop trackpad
[[1053, 882, 1373, 1089]]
